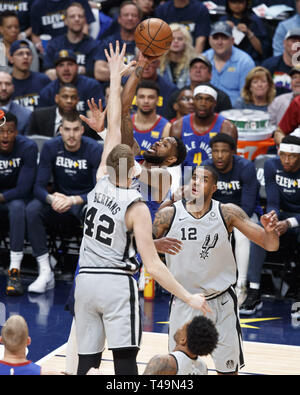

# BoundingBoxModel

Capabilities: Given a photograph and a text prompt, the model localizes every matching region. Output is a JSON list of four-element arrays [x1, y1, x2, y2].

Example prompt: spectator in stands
[[25, 111, 103, 294], [10, 40, 51, 112], [39, 49, 104, 113], [268, 66, 300, 130], [131, 56, 178, 119], [158, 23, 195, 89], [154, 0, 211, 54], [0, 71, 31, 135], [274, 91, 300, 145], [0, 0, 33, 39], [94, 1, 141, 82], [167, 86, 194, 123], [261, 28, 300, 96], [132, 80, 171, 155], [28, 84, 101, 140], [189, 55, 232, 114], [219, 0, 270, 64], [30, 0, 95, 55], [203, 21, 255, 106], [170, 84, 238, 182], [272, 2, 300, 56], [133, 0, 154, 18], [234, 66, 276, 111], [43, 2, 100, 80], [0, 10, 39, 72], [202, 133, 261, 304], [0, 112, 38, 296], [240, 135, 300, 315]]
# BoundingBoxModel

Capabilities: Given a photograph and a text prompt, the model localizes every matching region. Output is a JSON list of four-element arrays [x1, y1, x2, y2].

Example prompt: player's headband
[[279, 143, 300, 154], [193, 85, 217, 101]]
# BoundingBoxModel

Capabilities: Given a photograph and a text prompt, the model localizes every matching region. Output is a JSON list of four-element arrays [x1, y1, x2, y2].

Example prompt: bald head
[[1, 315, 29, 353]]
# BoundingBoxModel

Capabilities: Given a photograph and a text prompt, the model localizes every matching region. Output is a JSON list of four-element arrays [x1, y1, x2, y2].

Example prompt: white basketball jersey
[[165, 199, 237, 299], [79, 175, 143, 273], [170, 351, 208, 375]]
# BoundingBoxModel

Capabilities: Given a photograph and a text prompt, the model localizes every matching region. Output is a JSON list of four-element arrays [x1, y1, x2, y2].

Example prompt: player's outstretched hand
[[79, 98, 107, 134], [260, 210, 278, 233], [104, 41, 136, 77], [187, 294, 212, 315]]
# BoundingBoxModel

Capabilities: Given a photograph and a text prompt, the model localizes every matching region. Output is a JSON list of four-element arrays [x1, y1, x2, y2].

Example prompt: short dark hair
[[209, 133, 236, 151], [193, 164, 218, 184], [3, 111, 17, 127], [281, 135, 300, 146], [61, 111, 82, 125], [58, 83, 78, 93], [136, 80, 160, 96], [171, 136, 187, 167], [0, 10, 18, 25], [187, 316, 219, 356]]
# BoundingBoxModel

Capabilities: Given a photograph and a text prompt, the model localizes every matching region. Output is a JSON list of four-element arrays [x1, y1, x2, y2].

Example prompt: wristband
[[287, 217, 299, 228], [70, 196, 77, 205]]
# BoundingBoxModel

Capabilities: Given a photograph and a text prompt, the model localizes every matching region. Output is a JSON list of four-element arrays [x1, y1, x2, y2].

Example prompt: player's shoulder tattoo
[[153, 206, 175, 238], [221, 203, 249, 228], [143, 354, 176, 375]]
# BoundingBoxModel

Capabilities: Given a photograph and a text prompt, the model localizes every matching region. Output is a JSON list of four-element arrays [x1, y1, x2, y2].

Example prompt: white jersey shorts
[[74, 271, 141, 355], [169, 286, 244, 374]]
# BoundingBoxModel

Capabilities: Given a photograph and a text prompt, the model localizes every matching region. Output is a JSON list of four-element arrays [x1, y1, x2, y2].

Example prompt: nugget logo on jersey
[[0, 157, 21, 170], [56, 156, 87, 169], [217, 180, 241, 193], [276, 175, 300, 189], [14, 95, 40, 110], [42, 13, 65, 28], [0, 2, 28, 12], [199, 233, 218, 259]]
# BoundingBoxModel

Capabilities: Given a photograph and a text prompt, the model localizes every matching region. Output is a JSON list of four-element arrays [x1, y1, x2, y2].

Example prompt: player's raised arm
[[221, 203, 279, 251], [95, 42, 134, 181]]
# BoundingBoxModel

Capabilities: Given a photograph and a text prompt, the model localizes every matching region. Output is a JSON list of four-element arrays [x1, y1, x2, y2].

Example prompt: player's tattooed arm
[[221, 203, 279, 251], [221, 203, 249, 233], [153, 206, 175, 239], [143, 354, 177, 375]]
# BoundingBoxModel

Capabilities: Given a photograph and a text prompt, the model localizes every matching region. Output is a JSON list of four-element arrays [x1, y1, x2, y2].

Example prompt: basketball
[[134, 18, 173, 57]]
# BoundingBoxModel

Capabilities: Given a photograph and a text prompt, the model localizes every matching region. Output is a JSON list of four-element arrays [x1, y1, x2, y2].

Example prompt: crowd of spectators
[[0, 0, 300, 316]]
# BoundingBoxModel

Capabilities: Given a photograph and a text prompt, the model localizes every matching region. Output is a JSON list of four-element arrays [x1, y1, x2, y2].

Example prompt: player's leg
[[210, 288, 244, 375], [103, 274, 142, 374], [112, 348, 139, 375], [74, 274, 106, 375]]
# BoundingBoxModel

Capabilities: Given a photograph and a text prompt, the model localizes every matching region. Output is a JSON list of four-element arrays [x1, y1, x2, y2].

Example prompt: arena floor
[[0, 271, 300, 375]]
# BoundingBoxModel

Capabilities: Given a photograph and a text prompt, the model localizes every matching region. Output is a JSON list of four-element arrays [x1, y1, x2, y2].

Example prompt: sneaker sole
[[239, 301, 263, 315]]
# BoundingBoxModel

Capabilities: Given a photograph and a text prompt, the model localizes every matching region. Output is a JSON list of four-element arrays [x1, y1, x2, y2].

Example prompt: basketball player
[[152, 165, 279, 375], [170, 85, 238, 183], [132, 79, 171, 157], [74, 42, 211, 376], [143, 316, 219, 375]]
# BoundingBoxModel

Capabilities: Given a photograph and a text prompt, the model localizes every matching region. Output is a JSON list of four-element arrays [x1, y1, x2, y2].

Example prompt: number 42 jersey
[[79, 175, 143, 274]]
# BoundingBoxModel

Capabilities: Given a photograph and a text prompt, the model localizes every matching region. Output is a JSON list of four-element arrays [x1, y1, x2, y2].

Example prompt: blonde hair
[[242, 66, 276, 105], [159, 23, 195, 82], [1, 315, 28, 353], [106, 144, 135, 183]]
